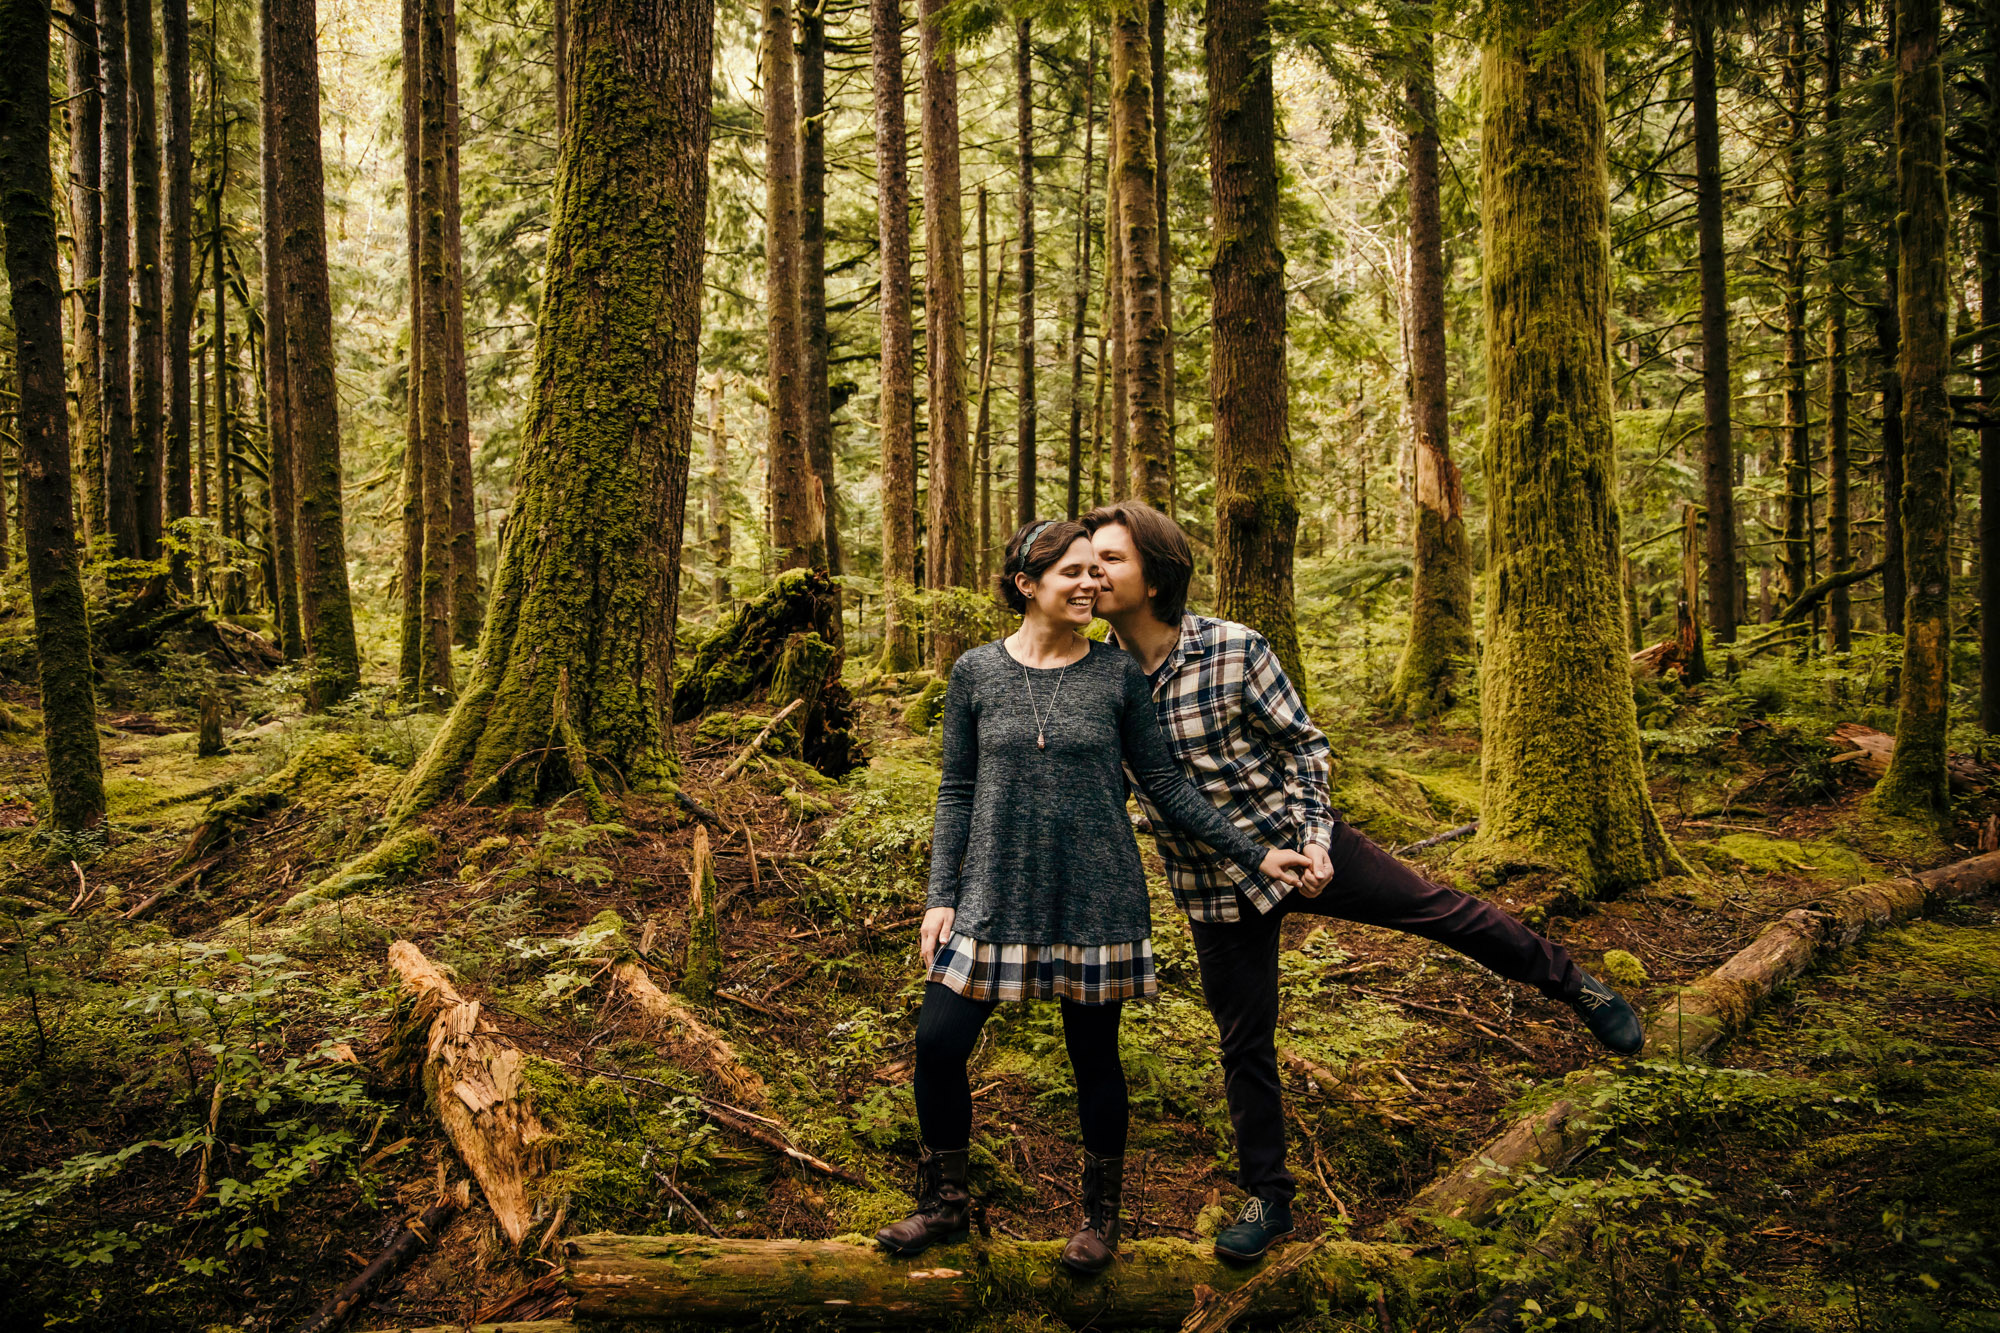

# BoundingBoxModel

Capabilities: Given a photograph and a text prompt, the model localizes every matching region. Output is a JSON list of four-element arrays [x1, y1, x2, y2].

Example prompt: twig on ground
[[1350, 986, 1538, 1061], [655, 1171, 721, 1237], [720, 699, 805, 780], [1392, 821, 1479, 855]]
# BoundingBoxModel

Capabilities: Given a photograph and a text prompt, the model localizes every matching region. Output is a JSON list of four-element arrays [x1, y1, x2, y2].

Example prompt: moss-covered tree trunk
[[1981, 0, 2000, 728], [764, 0, 815, 572], [258, 0, 301, 656], [394, 0, 714, 817], [129, 0, 163, 557], [100, 0, 138, 556], [0, 0, 106, 829], [1824, 0, 1852, 656], [1150, 0, 1174, 516], [800, 2, 838, 578], [64, 2, 105, 552], [1691, 7, 1737, 644], [919, 0, 971, 672], [1780, 10, 1810, 624], [165, 0, 195, 591], [1207, 0, 1304, 690], [1872, 0, 1952, 820], [1106, 118, 1127, 501], [1476, 3, 1684, 894], [1110, 0, 1166, 508], [396, 0, 424, 692], [269, 0, 361, 703], [1873, 273, 1905, 636], [1388, 22, 1474, 721], [1016, 17, 1036, 525], [442, 0, 480, 648], [870, 0, 918, 671], [415, 0, 455, 703], [707, 372, 730, 603], [1065, 31, 1096, 520]]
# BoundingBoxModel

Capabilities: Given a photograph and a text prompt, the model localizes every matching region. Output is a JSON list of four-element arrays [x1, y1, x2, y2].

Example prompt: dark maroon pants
[[1187, 820, 1580, 1206]]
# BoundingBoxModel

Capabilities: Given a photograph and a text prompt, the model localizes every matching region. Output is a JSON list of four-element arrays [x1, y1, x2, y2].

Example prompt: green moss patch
[[1692, 833, 1876, 884]]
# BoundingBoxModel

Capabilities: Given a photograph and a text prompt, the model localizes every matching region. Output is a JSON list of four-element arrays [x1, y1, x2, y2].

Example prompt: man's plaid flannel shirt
[[1116, 614, 1338, 923]]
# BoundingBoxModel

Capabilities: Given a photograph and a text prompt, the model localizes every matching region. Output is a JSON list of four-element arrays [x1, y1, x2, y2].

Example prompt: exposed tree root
[[387, 941, 550, 1246]]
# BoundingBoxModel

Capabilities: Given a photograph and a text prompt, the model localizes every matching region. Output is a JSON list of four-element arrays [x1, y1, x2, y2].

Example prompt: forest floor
[[1, 623, 1997, 1331]]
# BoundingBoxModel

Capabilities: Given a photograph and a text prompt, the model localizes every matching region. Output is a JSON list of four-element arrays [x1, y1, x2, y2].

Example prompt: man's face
[[1090, 522, 1154, 618]]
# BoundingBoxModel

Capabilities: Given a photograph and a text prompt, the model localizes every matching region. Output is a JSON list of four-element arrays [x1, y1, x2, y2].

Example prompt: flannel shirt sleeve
[[1241, 634, 1337, 849]]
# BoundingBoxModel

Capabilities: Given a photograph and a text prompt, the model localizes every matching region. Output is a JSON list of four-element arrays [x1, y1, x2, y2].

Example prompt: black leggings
[[911, 981, 1128, 1158]]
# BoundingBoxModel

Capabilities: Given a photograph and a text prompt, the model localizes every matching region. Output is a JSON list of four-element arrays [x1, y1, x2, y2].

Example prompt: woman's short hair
[[1081, 501, 1193, 625], [995, 518, 1089, 614]]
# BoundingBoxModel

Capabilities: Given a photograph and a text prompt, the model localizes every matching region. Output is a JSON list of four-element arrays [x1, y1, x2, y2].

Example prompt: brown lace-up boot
[[875, 1147, 971, 1256], [1060, 1152, 1123, 1274]]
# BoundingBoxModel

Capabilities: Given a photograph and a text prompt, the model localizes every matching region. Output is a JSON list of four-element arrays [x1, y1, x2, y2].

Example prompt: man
[[1083, 501, 1643, 1264]]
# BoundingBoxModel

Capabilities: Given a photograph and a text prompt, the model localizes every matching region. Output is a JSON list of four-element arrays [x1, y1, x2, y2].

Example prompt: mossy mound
[[1834, 802, 1953, 867], [901, 678, 948, 734], [1333, 764, 1472, 846], [181, 734, 388, 863], [696, 709, 802, 758], [280, 825, 442, 914], [1692, 834, 1877, 885]]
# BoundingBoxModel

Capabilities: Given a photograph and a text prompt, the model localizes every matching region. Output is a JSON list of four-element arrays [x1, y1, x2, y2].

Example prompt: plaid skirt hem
[[927, 932, 1156, 1004]]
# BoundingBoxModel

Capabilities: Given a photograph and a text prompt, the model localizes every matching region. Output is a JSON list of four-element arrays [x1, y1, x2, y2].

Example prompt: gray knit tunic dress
[[925, 637, 1270, 1003]]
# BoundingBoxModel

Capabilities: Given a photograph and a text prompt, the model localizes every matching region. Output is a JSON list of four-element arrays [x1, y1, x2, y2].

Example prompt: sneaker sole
[[1213, 1227, 1294, 1265]]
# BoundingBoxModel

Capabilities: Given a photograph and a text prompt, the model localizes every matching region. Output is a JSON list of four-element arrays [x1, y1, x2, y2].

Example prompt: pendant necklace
[[1021, 656, 1070, 751]]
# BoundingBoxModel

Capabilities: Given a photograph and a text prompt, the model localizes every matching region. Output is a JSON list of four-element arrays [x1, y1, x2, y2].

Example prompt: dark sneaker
[[1569, 970, 1644, 1055], [1213, 1195, 1294, 1265]]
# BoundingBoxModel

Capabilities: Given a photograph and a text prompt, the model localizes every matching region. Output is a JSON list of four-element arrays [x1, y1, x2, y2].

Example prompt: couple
[[876, 504, 1643, 1274]]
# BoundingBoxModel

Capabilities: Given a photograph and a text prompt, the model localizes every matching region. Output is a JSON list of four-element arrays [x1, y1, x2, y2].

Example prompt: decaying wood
[[388, 940, 550, 1245], [1394, 850, 2000, 1233], [719, 698, 805, 780], [696, 1097, 867, 1187], [1178, 1236, 1329, 1333], [609, 957, 768, 1106], [1829, 720, 1986, 792], [361, 1324, 575, 1333], [564, 1233, 1414, 1325], [293, 1184, 467, 1333]]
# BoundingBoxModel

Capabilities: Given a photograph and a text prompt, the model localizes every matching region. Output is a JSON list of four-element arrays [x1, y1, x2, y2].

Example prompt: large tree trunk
[[259, 0, 301, 656], [1982, 0, 2000, 727], [871, 0, 918, 670], [416, 0, 456, 702], [1875, 274, 1905, 636], [1106, 124, 1127, 501], [398, 0, 424, 693], [1780, 10, 1810, 623], [1016, 17, 1036, 525], [1, 0, 106, 830], [707, 372, 730, 603], [1873, 0, 1952, 819], [394, 0, 714, 816], [130, 0, 163, 558], [1825, 0, 1852, 655], [443, 0, 479, 648], [764, 0, 816, 572], [1207, 0, 1303, 688], [1387, 22, 1474, 721], [210, 78, 235, 611], [100, 0, 138, 556], [1691, 10, 1737, 643], [973, 185, 994, 576], [64, 0, 105, 551], [1476, 2, 1685, 894], [1065, 33, 1096, 521], [164, 0, 195, 591], [269, 0, 362, 703], [1110, 0, 1167, 507], [919, 0, 971, 671], [800, 1, 838, 576], [1150, 0, 1173, 515]]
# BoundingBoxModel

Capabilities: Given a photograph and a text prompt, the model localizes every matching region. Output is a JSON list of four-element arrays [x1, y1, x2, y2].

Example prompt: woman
[[877, 520, 1309, 1273]]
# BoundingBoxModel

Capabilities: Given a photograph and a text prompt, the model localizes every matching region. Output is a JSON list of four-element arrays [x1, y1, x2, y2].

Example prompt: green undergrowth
[[1690, 833, 1876, 885]]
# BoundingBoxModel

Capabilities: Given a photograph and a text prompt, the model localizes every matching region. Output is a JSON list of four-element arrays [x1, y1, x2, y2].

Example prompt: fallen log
[[292, 1185, 467, 1333], [564, 1233, 1417, 1326], [1392, 849, 2000, 1234], [1829, 720, 1986, 793], [608, 957, 768, 1106], [360, 1324, 575, 1333], [388, 941, 550, 1245], [1179, 1235, 1329, 1333]]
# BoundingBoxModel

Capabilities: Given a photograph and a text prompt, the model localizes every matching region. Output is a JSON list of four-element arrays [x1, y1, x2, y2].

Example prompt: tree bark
[[1150, 0, 1172, 516], [1691, 10, 1737, 643], [129, 0, 163, 557], [210, 74, 234, 610], [764, 0, 815, 571], [1825, 0, 1852, 655], [1874, 273, 1905, 634], [393, 0, 714, 815], [269, 0, 362, 703], [416, 0, 456, 703], [2, 0, 105, 830], [800, 1, 838, 576], [1388, 22, 1474, 720], [1110, 0, 1167, 507], [919, 0, 971, 671], [1207, 0, 1303, 690], [1781, 10, 1810, 622], [707, 371, 730, 603], [1476, 2, 1685, 894], [165, 0, 194, 590], [1065, 35, 1096, 521], [1106, 118, 1127, 501], [443, 0, 480, 647], [552, 0, 567, 138], [974, 184, 993, 575], [1874, 0, 1952, 820], [259, 0, 301, 656], [871, 0, 918, 670], [64, 0, 104, 551], [1982, 0, 2000, 726], [398, 0, 424, 693], [1016, 17, 1036, 525], [101, 0, 137, 556]]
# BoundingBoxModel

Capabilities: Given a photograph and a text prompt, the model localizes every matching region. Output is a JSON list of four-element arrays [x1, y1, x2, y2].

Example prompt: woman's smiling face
[[1016, 535, 1101, 628]]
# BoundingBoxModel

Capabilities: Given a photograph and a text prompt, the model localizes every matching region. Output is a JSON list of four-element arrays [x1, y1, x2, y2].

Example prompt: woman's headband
[[1017, 520, 1056, 567]]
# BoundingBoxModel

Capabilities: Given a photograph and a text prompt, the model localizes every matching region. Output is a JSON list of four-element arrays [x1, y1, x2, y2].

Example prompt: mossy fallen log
[[1395, 849, 2000, 1233], [359, 1324, 575, 1333], [564, 1233, 1418, 1326]]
